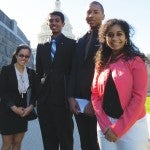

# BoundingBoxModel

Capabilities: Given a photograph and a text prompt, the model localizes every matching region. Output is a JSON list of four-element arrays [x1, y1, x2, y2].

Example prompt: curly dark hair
[[95, 19, 148, 68]]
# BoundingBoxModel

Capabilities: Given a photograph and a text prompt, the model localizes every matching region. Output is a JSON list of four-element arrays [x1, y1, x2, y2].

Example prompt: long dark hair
[[95, 19, 148, 68], [11, 44, 31, 64]]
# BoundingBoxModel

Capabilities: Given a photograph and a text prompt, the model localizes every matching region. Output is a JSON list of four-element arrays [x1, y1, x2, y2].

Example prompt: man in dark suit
[[36, 11, 76, 150], [68, 1, 105, 150]]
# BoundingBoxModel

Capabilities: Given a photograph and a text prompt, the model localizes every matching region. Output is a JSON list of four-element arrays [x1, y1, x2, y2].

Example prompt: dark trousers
[[75, 114, 100, 150], [37, 102, 51, 150], [37, 103, 74, 150]]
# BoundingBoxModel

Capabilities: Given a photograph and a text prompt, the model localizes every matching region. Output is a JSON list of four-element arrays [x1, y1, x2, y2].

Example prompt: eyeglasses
[[18, 54, 30, 59]]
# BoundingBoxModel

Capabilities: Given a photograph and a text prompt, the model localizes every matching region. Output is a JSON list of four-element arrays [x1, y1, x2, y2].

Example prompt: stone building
[[0, 10, 34, 70], [37, 0, 75, 44]]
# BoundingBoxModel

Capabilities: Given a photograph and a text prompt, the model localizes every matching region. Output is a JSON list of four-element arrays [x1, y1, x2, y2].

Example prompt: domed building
[[37, 0, 75, 44]]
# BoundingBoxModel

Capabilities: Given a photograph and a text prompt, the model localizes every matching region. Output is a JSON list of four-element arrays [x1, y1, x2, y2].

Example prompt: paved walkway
[[0, 115, 150, 150], [0, 117, 81, 150]]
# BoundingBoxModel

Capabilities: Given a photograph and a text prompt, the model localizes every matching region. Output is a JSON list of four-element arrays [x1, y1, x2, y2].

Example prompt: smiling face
[[106, 24, 127, 53], [48, 14, 65, 37], [16, 49, 30, 67], [86, 3, 105, 29]]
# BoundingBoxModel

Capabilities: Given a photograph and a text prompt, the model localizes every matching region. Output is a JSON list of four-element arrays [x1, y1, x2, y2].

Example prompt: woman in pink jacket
[[91, 19, 150, 150]]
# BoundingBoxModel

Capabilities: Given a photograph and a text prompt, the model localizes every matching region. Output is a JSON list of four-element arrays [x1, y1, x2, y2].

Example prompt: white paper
[[75, 98, 89, 113]]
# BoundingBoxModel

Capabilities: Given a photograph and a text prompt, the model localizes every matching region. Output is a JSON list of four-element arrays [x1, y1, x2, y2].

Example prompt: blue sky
[[0, 0, 150, 54]]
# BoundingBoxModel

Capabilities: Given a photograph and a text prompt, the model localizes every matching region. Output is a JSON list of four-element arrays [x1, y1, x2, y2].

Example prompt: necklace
[[19, 74, 26, 98]]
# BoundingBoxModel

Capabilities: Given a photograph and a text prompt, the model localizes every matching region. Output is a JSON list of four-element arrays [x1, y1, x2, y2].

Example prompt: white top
[[15, 66, 29, 97]]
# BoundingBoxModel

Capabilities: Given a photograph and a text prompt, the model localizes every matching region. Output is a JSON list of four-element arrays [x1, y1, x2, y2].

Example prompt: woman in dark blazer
[[0, 44, 36, 150]]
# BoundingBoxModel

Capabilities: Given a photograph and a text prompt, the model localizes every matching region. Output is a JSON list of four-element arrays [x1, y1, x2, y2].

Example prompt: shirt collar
[[51, 33, 62, 43]]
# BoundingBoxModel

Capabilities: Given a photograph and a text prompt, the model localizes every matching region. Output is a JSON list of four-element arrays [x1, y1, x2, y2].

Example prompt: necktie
[[51, 39, 56, 60], [84, 31, 93, 60]]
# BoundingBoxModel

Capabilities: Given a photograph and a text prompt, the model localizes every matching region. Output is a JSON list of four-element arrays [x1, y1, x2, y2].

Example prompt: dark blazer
[[69, 30, 100, 100], [0, 64, 36, 110], [36, 33, 76, 106]]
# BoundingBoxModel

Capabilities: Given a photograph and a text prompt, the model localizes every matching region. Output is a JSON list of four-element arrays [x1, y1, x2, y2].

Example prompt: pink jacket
[[91, 56, 148, 138]]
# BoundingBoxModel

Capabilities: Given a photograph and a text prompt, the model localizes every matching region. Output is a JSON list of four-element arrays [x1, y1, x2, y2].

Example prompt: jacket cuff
[[7, 100, 15, 108]]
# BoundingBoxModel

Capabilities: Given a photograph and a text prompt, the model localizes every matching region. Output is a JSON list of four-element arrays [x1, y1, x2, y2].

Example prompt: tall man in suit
[[68, 1, 105, 150], [36, 11, 76, 150]]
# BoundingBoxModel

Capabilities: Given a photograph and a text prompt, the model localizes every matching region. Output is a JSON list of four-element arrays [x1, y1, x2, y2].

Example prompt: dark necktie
[[84, 31, 93, 60], [51, 39, 56, 60]]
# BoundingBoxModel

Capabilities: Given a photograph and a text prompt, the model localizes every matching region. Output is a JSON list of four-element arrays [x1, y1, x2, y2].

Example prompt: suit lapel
[[44, 42, 53, 64], [27, 68, 32, 87], [77, 35, 87, 62], [84, 34, 100, 61], [52, 34, 65, 63], [10, 65, 18, 91]]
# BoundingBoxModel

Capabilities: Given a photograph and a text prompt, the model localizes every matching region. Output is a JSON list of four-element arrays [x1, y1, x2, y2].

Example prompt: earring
[[125, 40, 128, 45]]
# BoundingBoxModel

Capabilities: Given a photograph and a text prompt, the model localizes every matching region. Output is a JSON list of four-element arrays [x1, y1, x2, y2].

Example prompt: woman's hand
[[11, 105, 25, 116], [22, 105, 34, 117], [104, 128, 118, 142]]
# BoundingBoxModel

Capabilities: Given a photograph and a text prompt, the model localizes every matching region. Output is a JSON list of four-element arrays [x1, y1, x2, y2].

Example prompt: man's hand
[[68, 97, 80, 114], [84, 102, 95, 116]]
